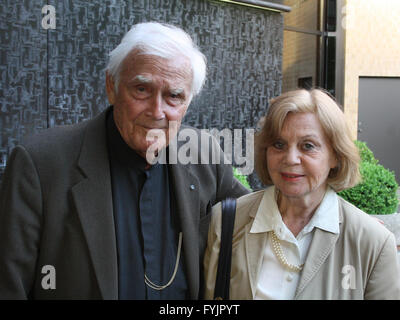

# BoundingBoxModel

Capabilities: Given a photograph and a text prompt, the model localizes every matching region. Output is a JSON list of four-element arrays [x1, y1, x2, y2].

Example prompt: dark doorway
[[358, 77, 400, 184]]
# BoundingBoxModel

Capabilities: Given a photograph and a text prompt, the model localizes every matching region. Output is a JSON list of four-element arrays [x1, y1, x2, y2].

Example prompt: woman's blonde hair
[[255, 89, 361, 192]]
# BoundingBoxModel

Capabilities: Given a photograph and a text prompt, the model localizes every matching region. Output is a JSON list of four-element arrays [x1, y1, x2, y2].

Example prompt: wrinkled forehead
[[265, 110, 320, 139], [120, 50, 193, 86]]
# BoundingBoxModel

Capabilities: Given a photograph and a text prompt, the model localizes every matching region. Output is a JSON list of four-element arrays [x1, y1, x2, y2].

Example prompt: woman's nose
[[283, 146, 301, 165]]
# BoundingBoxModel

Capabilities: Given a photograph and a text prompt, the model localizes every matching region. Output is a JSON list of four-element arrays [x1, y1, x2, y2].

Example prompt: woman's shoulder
[[338, 196, 394, 243], [212, 190, 265, 216], [210, 190, 265, 231], [237, 189, 266, 209]]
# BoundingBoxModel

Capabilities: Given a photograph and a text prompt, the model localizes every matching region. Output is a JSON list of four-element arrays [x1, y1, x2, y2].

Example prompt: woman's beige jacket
[[204, 191, 400, 300]]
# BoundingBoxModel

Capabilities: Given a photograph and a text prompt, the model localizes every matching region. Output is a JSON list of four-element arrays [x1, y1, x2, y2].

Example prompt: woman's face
[[266, 112, 337, 203]]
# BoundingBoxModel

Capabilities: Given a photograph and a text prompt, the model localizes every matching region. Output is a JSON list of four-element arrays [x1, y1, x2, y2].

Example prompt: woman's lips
[[280, 172, 305, 182]]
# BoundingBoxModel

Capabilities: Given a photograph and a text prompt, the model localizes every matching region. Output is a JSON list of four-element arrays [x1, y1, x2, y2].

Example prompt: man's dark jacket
[[0, 107, 249, 299]]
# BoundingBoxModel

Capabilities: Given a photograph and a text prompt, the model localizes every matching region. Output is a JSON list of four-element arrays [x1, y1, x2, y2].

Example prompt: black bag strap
[[213, 198, 237, 300]]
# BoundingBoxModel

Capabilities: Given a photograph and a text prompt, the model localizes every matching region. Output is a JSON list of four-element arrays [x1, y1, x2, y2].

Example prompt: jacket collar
[[72, 107, 118, 299], [243, 186, 343, 299], [250, 186, 340, 236], [295, 205, 343, 299]]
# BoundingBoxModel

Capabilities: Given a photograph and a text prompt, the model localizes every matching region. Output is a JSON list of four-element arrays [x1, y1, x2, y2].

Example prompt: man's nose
[[146, 93, 165, 120]]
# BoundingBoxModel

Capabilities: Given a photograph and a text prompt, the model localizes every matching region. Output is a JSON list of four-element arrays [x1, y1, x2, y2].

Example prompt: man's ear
[[105, 72, 116, 105]]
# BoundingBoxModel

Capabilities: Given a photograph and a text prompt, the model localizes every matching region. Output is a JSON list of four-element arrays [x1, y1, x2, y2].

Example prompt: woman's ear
[[328, 151, 340, 178], [330, 150, 339, 169]]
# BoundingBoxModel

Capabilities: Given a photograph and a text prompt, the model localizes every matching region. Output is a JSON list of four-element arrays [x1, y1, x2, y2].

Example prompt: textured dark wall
[[0, 1, 48, 175], [0, 0, 283, 189]]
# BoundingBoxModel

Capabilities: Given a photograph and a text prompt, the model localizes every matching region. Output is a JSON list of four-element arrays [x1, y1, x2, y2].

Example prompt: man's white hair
[[106, 22, 207, 97]]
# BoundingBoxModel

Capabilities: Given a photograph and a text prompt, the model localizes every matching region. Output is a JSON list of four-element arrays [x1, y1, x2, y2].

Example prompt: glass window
[[282, 30, 319, 93], [282, 0, 337, 96], [283, 0, 321, 31]]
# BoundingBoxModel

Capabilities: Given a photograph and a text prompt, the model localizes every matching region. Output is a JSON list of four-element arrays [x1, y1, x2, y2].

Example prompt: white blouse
[[250, 186, 340, 300]]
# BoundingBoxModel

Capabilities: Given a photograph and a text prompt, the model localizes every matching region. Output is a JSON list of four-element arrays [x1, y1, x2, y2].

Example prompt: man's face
[[106, 52, 193, 158]]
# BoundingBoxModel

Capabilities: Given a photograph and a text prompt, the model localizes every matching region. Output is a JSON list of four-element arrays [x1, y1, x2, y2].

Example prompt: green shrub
[[338, 141, 399, 215], [354, 140, 378, 165], [233, 167, 251, 190]]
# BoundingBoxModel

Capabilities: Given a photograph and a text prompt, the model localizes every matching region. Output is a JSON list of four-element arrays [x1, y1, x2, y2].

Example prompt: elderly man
[[0, 22, 248, 299]]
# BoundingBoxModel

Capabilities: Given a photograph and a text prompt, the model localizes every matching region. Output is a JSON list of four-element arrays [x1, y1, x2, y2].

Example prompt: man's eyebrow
[[170, 88, 185, 95], [131, 75, 152, 83]]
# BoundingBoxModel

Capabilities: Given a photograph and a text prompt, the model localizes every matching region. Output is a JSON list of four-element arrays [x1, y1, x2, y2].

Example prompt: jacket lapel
[[244, 194, 268, 299], [294, 228, 340, 299], [245, 226, 268, 299], [71, 109, 118, 299], [295, 206, 343, 299], [168, 137, 200, 299]]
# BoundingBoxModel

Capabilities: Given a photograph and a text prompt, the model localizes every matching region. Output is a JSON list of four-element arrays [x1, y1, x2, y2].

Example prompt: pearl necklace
[[270, 231, 304, 272]]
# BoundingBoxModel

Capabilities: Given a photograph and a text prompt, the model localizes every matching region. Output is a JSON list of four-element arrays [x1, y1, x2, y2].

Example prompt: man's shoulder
[[21, 121, 86, 151], [20, 109, 108, 158]]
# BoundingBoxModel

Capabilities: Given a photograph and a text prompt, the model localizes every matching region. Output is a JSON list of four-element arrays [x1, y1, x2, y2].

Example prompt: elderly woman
[[204, 89, 400, 300]]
